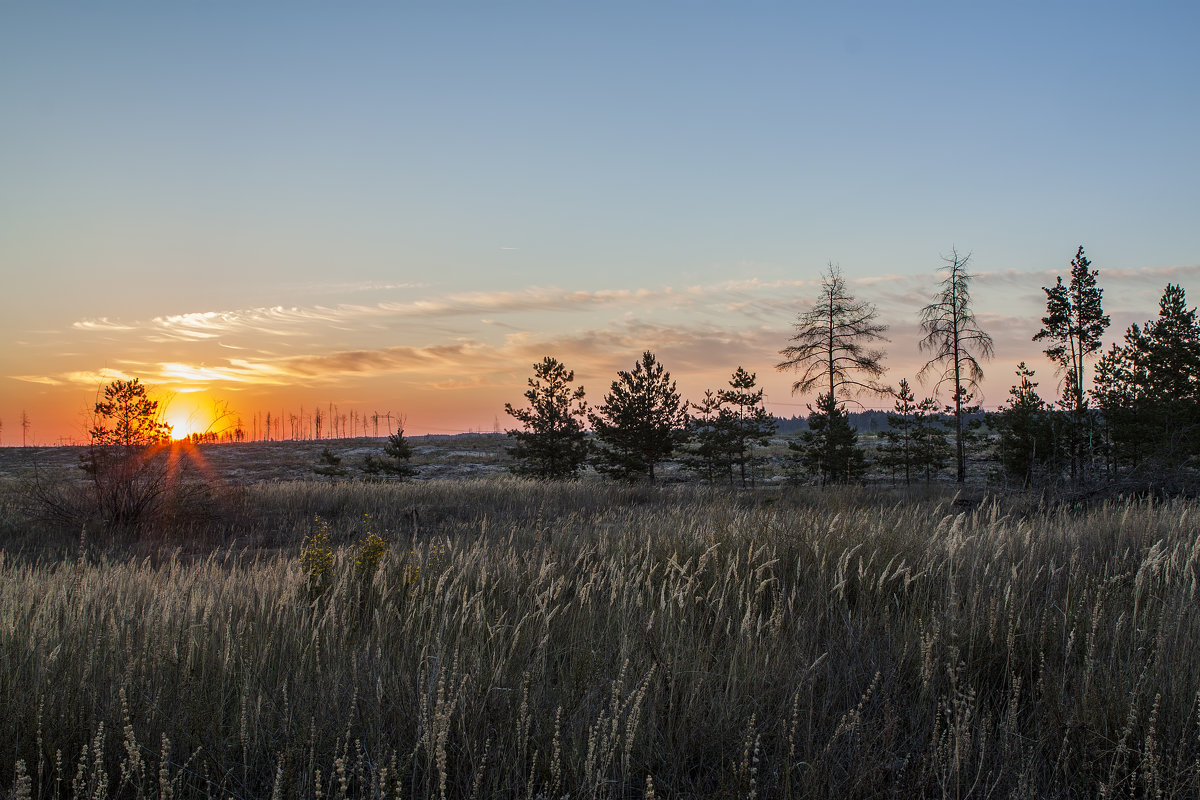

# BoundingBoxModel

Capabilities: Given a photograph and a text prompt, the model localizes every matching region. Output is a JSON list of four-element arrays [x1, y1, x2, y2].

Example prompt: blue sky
[[2, 3, 1198, 440]]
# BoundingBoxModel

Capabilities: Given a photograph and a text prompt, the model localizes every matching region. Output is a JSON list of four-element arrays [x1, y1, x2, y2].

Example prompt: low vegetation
[[3, 477, 1200, 798], [3, 246, 1199, 797]]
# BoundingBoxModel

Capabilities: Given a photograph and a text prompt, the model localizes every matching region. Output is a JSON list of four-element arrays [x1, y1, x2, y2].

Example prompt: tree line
[[51, 244, 1200, 502], [506, 246, 1200, 490]]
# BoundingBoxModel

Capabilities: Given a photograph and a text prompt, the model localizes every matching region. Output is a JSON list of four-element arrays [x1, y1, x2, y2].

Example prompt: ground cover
[[2, 476, 1199, 798]]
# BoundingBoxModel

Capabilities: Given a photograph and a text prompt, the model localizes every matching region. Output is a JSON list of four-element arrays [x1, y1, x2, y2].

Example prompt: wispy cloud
[[64, 286, 675, 342], [42, 267, 1176, 409], [972, 263, 1200, 296], [58, 368, 136, 386], [66, 278, 829, 344], [71, 318, 136, 332], [10, 375, 65, 386], [41, 315, 787, 393], [100, 343, 506, 389]]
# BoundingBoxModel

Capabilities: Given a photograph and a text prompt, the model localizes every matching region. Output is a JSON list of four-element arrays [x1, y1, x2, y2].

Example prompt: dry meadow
[[2, 463, 1200, 798]]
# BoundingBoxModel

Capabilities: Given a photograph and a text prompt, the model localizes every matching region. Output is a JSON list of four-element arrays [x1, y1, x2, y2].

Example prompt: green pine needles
[[590, 351, 687, 483], [505, 357, 591, 480]]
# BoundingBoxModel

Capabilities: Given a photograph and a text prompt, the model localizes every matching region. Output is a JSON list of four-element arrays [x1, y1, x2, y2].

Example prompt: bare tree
[[21, 410, 31, 447], [776, 263, 890, 406], [918, 248, 994, 483]]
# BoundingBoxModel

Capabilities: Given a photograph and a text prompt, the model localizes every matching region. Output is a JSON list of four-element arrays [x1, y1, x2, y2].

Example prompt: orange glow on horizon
[[163, 395, 220, 440]]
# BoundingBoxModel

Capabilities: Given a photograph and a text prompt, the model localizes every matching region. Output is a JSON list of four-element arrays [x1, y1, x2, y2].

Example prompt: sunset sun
[[164, 398, 214, 440]]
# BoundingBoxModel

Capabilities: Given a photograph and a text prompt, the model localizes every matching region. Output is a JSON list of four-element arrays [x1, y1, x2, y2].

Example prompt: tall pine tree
[[777, 264, 888, 481], [1093, 284, 1200, 470], [590, 351, 687, 482], [1033, 246, 1109, 480], [504, 357, 590, 480]]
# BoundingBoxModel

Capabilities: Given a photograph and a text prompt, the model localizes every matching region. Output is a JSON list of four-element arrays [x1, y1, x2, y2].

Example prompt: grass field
[[2, 455, 1200, 798]]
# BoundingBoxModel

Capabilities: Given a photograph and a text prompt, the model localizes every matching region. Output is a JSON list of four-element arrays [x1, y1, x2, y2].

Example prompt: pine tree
[[362, 424, 417, 479], [877, 379, 918, 485], [918, 248, 994, 483], [1093, 284, 1200, 469], [1093, 338, 1151, 470], [912, 396, 952, 483], [788, 393, 866, 486], [89, 379, 171, 448], [313, 447, 347, 479], [383, 426, 414, 464], [719, 367, 777, 487], [590, 351, 687, 482], [991, 363, 1055, 488], [686, 368, 776, 487], [777, 263, 890, 403], [79, 378, 175, 527], [504, 357, 590, 480], [1033, 246, 1109, 480], [685, 390, 731, 484]]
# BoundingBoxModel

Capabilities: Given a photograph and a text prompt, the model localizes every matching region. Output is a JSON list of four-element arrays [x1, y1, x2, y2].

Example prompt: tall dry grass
[[3, 479, 1200, 798]]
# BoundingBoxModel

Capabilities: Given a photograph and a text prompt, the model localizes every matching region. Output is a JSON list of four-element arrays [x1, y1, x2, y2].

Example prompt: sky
[[2, 3, 1198, 443]]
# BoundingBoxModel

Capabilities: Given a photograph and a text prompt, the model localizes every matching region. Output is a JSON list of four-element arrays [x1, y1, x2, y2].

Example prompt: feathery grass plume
[[157, 734, 171, 800], [9, 760, 31, 800]]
